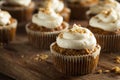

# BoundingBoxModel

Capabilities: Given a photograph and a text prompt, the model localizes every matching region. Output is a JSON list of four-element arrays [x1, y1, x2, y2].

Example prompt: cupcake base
[[95, 34, 120, 53], [0, 19, 17, 46], [1, 1, 35, 27], [50, 42, 101, 76], [26, 22, 69, 50]]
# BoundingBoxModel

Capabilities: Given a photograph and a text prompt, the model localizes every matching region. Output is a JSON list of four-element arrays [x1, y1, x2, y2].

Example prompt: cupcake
[[50, 24, 101, 76], [0, 10, 17, 46], [66, 0, 98, 20], [88, 8, 120, 52], [86, 0, 120, 19], [26, 7, 69, 50], [1, 0, 35, 27], [39, 0, 71, 22]]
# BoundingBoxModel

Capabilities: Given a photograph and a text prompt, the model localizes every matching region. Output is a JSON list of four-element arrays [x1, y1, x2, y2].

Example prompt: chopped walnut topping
[[114, 56, 120, 64], [104, 70, 110, 73], [21, 55, 24, 58], [39, 8, 51, 14], [34, 54, 48, 61], [59, 33, 63, 38], [97, 69, 103, 74], [111, 66, 120, 74]]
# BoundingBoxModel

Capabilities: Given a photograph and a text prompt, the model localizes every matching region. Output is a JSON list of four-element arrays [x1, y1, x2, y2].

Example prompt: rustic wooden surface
[[0, 21, 120, 80]]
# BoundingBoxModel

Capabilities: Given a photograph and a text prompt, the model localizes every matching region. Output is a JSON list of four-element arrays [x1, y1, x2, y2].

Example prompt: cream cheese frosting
[[0, 10, 11, 26], [7, 0, 31, 6], [89, 8, 120, 32], [87, 0, 120, 14], [32, 8, 63, 29], [42, 0, 64, 12], [57, 24, 97, 50]]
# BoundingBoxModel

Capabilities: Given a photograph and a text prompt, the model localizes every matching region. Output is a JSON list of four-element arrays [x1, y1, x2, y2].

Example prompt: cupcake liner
[[0, 19, 17, 46], [1, 1, 35, 27], [95, 34, 120, 53], [26, 22, 69, 50], [50, 42, 101, 76]]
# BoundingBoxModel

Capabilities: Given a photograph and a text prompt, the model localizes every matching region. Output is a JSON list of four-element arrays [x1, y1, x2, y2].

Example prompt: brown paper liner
[[0, 19, 17, 46], [1, 1, 35, 27], [50, 43, 101, 76], [26, 22, 69, 50], [95, 34, 120, 53]]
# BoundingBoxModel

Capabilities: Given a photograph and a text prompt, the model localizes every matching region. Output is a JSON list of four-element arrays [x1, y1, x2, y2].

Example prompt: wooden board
[[0, 21, 120, 80]]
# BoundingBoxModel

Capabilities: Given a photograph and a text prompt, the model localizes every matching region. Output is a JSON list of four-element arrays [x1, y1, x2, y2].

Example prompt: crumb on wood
[[111, 66, 120, 74], [97, 69, 103, 74], [21, 55, 24, 58], [34, 54, 48, 61], [115, 56, 120, 64], [104, 70, 110, 73]]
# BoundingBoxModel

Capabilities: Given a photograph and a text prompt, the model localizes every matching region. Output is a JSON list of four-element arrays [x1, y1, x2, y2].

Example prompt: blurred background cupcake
[[26, 7, 69, 50], [0, 9, 17, 46], [86, 0, 120, 20], [88, 8, 120, 53], [0, 0, 35, 28], [35, 0, 71, 22], [50, 24, 101, 76], [66, 0, 98, 20]]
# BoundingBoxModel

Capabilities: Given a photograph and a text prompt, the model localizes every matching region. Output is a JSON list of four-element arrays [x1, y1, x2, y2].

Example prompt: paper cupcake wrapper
[[95, 34, 120, 53], [26, 22, 69, 50], [0, 20, 17, 46], [1, 1, 35, 27], [50, 42, 101, 76]]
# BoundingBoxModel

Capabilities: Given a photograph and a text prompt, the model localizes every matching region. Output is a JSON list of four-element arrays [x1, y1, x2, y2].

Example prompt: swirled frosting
[[57, 24, 97, 50], [87, 0, 120, 14], [7, 0, 31, 6], [89, 8, 120, 32], [32, 8, 63, 29], [0, 10, 11, 26], [42, 0, 64, 12]]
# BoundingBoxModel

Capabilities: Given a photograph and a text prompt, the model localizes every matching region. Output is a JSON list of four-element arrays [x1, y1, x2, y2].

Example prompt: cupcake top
[[7, 0, 31, 6], [89, 8, 120, 32], [32, 8, 63, 29], [42, 0, 64, 12], [87, 0, 120, 14], [57, 24, 96, 50], [0, 10, 11, 26]]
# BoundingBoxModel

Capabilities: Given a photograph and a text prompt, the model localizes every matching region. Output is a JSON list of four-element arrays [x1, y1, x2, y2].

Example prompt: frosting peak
[[87, 0, 120, 14], [7, 0, 31, 6], [57, 24, 97, 50], [42, 0, 64, 12], [0, 10, 11, 26], [89, 8, 120, 32], [32, 8, 63, 29]]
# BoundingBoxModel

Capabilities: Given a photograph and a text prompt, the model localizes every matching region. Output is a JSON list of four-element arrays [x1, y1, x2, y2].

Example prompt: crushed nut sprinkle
[[97, 69, 103, 74], [114, 56, 120, 64], [34, 54, 48, 61], [111, 66, 120, 74], [104, 70, 110, 73], [39, 8, 51, 14]]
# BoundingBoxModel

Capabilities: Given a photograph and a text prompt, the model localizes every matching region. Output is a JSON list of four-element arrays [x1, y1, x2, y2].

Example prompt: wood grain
[[0, 21, 120, 80]]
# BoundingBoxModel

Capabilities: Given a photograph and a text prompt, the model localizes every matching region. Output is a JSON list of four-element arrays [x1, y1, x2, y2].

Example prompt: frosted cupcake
[[88, 8, 120, 52], [39, 0, 71, 22], [66, 0, 98, 20], [0, 10, 17, 46], [87, 0, 120, 19], [50, 24, 101, 76], [26, 8, 69, 50], [1, 0, 35, 27]]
